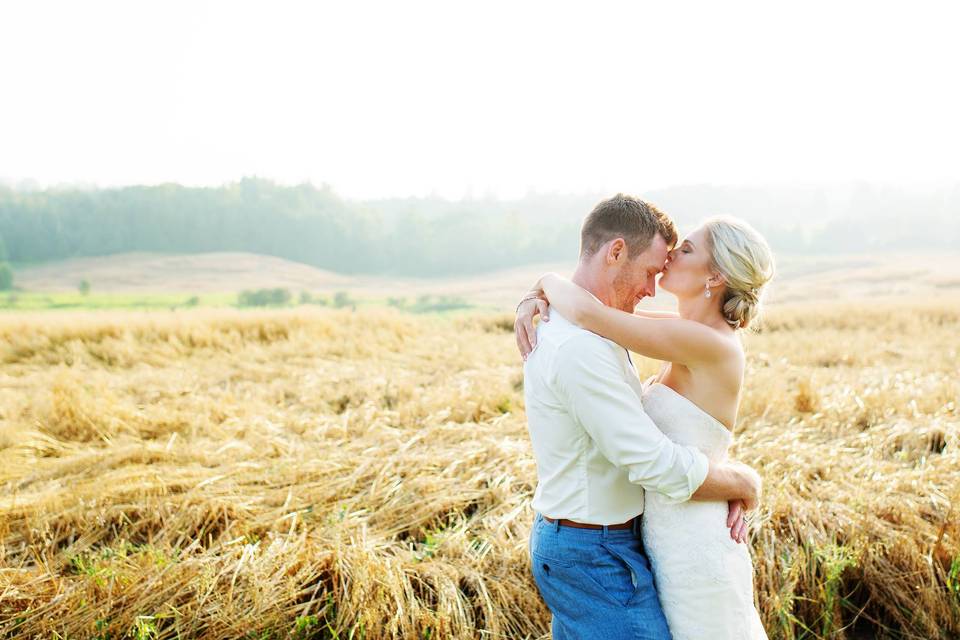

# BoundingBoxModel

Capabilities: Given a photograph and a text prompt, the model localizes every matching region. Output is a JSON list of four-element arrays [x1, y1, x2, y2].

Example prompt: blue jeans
[[528, 512, 672, 640]]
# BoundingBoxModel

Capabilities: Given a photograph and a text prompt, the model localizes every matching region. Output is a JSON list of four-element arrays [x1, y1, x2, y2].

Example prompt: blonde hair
[[703, 216, 775, 330]]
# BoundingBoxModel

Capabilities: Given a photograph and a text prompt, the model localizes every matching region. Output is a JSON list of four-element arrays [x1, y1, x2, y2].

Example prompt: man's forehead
[[637, 254, 666, 272], [648, 237, 670, 265]]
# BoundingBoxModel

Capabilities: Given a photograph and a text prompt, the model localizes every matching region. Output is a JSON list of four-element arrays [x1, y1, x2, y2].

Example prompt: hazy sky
[[2, 1, 958, 198]]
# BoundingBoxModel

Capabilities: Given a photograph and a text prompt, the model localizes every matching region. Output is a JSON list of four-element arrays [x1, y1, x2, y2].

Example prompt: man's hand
[[724, 462, 761, 544], [514, 295, 549, 359], [727, 499, 747, 544]]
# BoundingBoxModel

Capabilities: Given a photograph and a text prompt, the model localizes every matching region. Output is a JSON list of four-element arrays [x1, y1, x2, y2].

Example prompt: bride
[[516, 215, 774, 639]]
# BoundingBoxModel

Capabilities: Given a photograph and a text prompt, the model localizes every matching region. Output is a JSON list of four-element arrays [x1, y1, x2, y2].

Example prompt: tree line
[[0, 232, 11, 290], [0, 179, 578, 277], [1, 179, 958, 279]]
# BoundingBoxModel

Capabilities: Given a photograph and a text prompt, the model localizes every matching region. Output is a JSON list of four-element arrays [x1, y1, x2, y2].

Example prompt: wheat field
[[1, 300, 958, 639]]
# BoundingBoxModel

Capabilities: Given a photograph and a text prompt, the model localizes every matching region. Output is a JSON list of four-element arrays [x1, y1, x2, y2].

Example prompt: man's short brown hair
[[579, 193, 678, 259]]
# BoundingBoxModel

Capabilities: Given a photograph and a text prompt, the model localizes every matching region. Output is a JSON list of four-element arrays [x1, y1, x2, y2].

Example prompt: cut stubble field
[[0, 299, 958, 639]]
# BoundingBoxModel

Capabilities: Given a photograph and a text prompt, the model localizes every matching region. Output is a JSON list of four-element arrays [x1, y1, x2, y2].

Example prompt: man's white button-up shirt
[[523, 310, 710, 525]]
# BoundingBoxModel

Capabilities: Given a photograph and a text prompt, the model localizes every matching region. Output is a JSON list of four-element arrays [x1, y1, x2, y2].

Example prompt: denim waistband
[[534, 511, 641, 539]]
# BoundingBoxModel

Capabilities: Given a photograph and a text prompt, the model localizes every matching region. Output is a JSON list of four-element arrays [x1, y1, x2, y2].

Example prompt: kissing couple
[[514, 193, 774, 639]]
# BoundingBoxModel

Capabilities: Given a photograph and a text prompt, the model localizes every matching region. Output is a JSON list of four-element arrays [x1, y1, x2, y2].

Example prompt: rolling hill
[[12, 250, 960, 310]]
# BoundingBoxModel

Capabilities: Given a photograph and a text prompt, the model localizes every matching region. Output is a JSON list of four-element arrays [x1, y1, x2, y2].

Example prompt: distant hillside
[[766, 252, 960, 303], [15, 250, 960, 310], [17, 252, 354, 293]]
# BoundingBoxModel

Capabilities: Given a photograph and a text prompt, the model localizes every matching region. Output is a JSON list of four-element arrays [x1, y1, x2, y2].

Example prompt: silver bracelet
[[515, 293, 541, 314]]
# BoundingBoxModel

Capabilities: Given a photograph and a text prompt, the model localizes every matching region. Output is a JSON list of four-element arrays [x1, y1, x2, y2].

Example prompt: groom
[[517, 194, 761, 639]]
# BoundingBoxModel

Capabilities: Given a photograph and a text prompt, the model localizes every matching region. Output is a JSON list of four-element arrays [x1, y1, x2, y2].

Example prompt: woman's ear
[[707, 271, 726, 287]]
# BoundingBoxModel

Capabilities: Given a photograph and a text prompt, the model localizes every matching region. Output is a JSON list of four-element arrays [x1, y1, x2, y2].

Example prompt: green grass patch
[[0, 291, 237, 311], [0, 289, 497, 315]]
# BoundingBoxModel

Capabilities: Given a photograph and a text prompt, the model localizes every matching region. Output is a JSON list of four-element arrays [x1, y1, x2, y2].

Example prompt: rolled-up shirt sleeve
[[552, 334, 709, 502]]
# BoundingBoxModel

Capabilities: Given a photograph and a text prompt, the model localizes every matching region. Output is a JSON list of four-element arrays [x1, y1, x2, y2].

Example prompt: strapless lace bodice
[[642, 382, 733, 461], [640, 381, 767, 640]]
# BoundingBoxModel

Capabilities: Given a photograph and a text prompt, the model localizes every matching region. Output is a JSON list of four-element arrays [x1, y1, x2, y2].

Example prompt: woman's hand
[[514, 294, 549, 360]]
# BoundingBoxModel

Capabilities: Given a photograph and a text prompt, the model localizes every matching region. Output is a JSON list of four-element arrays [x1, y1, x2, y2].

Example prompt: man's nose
[[643, 276, 656, 297]]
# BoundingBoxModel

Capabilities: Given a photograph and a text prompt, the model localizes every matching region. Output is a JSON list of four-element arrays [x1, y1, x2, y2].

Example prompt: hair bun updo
[[703, 216, 775, 330]]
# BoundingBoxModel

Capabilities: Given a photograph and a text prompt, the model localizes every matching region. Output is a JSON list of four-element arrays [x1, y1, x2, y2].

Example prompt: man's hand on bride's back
[[727, 462, 762, 543], [716, 462, 761, 544], [515, 295, 550, 360]]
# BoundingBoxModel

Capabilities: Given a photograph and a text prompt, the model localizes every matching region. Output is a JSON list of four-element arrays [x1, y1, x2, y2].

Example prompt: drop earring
[[704, 283, 712, 299]]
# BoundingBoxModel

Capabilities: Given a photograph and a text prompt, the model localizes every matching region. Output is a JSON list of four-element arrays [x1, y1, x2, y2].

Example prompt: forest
[[1, 179, 958, 277]]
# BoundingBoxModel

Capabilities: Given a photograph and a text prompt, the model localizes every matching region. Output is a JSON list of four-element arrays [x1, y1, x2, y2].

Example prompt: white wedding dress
[[641, 382, 768, 640]]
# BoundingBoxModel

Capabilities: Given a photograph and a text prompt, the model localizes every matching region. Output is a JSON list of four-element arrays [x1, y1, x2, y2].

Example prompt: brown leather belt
[[543, 515, 637, 530]]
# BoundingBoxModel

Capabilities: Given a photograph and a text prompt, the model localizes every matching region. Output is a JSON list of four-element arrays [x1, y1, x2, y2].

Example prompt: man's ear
[[606, 238, 627, 265]]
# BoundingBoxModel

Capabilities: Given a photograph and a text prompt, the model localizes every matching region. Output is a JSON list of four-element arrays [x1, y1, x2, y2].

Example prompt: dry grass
[[0, 300, 958, 639]]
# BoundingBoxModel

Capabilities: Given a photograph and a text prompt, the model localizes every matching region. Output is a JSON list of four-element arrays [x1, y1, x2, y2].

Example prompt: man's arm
[[693, 461, 761, 508], [553, 334, 760, 509], [552, 333, 709, 502]]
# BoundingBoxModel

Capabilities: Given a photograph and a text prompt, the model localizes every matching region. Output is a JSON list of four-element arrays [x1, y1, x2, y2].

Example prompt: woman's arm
[[539, 274, 734, 366], [632, 309, 680, 319]]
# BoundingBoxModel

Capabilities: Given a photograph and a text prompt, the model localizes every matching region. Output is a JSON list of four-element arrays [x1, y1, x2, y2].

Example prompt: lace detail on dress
[[641, 383, 768, 640]]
